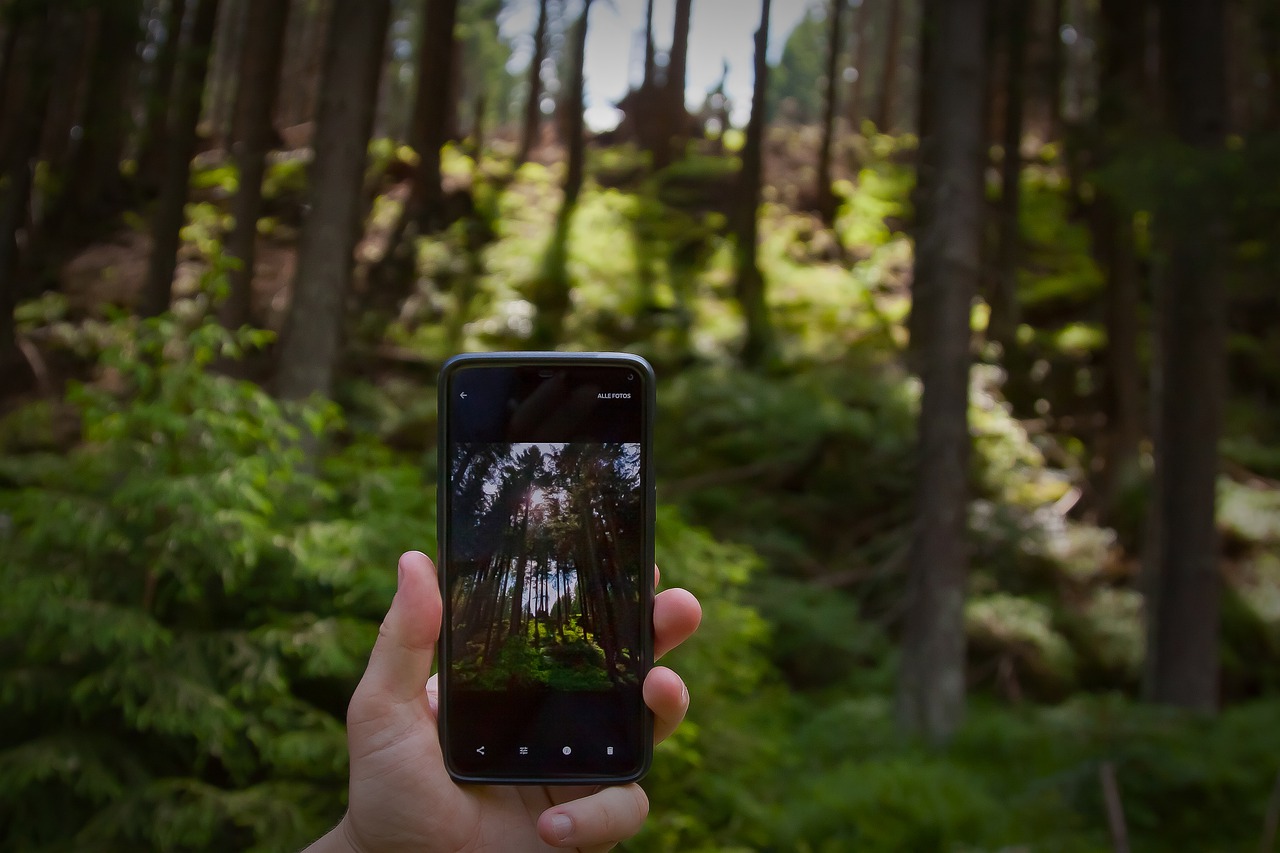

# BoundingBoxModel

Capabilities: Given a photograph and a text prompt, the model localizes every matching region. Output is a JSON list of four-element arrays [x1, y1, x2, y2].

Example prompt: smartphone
[[437, 352, 655, 785]]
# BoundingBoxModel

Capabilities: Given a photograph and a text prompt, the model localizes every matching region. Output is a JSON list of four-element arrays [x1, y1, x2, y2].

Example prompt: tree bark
[[4, 12, 85, 297], [0, 7, 57, 391], [642, 0, 657, 89], [63, 0, 141, 226], [219, 0, 291, 330], [1045, 0, 1064, 142], [1092, 0, 1147, 526], [814, 0, 845, 224], [205, 0, 249, 146], [408, 0, 460, 232], [137, 0, 189, 196], [516, 0, 550, 166], [561, 0, 593, 208], [139, 0, 221, 317], [847, 0, 868, 133], [0, 15, 21, 122], [1144, 0, 1227, 712], [895, 0, 988, 744], [987, 0, 1029, 365], [528, 0, 593, 348], [1262, 3, 1280, 130], [656, 0, 693, 169], [905, 0, 938, 362], [873, 0, 903, 132], [733, 0, 774, 368], [274, 0, 390, 401]]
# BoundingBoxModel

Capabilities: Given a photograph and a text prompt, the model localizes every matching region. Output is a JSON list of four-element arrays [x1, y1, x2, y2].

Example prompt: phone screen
[[438, 355, 654, 784]]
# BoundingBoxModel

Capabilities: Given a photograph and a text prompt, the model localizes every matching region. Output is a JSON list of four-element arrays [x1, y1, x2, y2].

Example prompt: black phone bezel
[[436, 351, 656, 785]]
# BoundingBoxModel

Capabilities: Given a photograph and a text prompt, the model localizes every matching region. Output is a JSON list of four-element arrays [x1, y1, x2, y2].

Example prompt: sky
[[499, 0, 814, 131]]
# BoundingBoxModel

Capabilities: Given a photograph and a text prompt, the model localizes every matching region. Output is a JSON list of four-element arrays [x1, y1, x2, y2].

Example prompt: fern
[[0, 313, 431, 850]]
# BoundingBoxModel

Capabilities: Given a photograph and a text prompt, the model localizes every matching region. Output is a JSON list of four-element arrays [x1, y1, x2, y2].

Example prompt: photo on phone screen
[[438, 354, 654, 784], [448, 442, 643, 691]]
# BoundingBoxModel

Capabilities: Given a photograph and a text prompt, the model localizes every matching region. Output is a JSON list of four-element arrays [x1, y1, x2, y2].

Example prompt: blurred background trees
[[3, 0, 1280, 849]]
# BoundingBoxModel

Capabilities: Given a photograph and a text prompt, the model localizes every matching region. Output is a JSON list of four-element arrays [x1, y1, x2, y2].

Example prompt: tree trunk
[[277, 0, 329, 129], [655, 0, 692, 169], [408, 0, 460, 232], [137, 0, 188, 196], [37, 14, 91, 171], [733, 0, 773, 368], [905, 0, 938, 364], [1045, 0, 1064, 142], [4, 13, 86, 298], [274, 0, 390, 401], [528, 0, 593, 348], [847, 0, 868, 133], [874, 0, 903, 132], [895, 0, 988, 744], [987, 0, 1029, 366], [814, 0, 845, 224], [1262, 3, 1280, 130], [65, 0, 141, 226], [205, 0, 248, 146], [642, 0, 657, 89], [1092, 0, 1147, 527], [0, 7, 57, 391], [365, 0, 459, 300], [219, 0, 291, 331], [0, 16, 21, 122], [469, 89, 487, 161], [634, 0, 662, 164], [1144, 0, 1227, 712], [516, 0, 550, 166], [139, 0, 221, 317], [561, 0, 593, 208]]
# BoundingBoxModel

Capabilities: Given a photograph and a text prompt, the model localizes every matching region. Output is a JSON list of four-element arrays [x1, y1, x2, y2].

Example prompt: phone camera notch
[[538, 369, 554, 378]]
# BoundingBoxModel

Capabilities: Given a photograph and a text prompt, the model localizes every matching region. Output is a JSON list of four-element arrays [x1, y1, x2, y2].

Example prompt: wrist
[[302, 815, 361, 853]]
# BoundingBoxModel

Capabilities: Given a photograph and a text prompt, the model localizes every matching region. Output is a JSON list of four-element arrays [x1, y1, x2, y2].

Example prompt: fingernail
[[397, 557, 406, 588], [549, 813, 573, 842]]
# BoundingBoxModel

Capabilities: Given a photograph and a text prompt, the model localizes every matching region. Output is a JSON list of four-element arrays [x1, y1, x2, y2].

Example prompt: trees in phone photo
[[448, 442, 642, 691]]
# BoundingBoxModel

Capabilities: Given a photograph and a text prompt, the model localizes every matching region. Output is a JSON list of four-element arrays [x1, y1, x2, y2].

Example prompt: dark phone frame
[[436, 351, 656, 785]]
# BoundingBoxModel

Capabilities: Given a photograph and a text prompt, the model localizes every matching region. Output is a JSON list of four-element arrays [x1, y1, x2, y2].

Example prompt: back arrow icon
[[460, 392, 468, 399]]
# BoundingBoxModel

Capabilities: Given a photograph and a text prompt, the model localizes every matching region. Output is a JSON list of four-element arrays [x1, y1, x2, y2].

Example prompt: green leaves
[[0, 313, 387, 849]]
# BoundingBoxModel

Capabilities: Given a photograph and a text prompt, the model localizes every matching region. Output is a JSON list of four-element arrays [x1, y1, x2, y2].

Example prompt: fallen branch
[[1100, 761, 1129, 853], [1262, 769, 1280, 853]]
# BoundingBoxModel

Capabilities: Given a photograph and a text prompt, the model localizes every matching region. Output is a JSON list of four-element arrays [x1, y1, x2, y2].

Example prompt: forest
[[1, 0, 1279, 850], [448, 442, 643, 692]]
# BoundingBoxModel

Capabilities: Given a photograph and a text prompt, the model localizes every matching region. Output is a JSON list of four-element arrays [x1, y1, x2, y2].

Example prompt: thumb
[[358, 550, 442, 706]]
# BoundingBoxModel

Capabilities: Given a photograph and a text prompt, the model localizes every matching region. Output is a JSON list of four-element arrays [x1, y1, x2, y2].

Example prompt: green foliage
[[966, 593, 1078, 693], [0, 312, 435, 850], [770, 5, 829, 125], [261, 156, 310, 204]]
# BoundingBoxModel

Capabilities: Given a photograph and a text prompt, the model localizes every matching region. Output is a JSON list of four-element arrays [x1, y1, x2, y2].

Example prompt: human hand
[[304, 550, 702, 853]]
